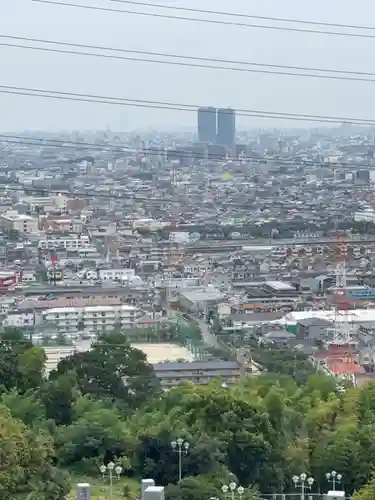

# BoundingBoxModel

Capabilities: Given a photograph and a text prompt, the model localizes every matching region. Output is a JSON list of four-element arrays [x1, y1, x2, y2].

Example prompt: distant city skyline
[[197, 107, 217, 144], [198, 107, 236, 150]]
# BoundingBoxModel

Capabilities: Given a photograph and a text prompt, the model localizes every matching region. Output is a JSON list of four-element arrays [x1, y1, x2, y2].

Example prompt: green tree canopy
[[0, 404, 70, 499], [56, 396, 131, 469], [51, 330, 160, 410], [0, 329, 46, 394]]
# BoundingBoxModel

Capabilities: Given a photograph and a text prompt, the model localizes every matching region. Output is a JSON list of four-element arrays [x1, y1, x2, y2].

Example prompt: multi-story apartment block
[[153, 360, 252, 389], [98, 268, 135, 281], [40, 216, 85, 234], [0, 211, 39, 233], [19, 194, 70, 212], [42, 304, 142, 332], [130, 243, 171, 262], [38, 236, 90, 250]]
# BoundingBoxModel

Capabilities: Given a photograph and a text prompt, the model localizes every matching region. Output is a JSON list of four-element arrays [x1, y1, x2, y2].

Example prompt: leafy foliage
[[4, 326, 375, 499], [56, 396, 130, 468], [250, 343, 317, 385], [51, 330, 160, 410], [0, 404, 70, 499]]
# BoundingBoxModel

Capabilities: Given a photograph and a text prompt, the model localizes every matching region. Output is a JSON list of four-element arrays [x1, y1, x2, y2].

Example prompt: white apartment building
[[42, 304, 142, 332], [22, 270, 37, 283], [354, 210, 375, 223], [44, 346, 78, 374], [18, 194, 69, 213], [38, 236, 90, 250], [3, 311, 36, 328], [0, 211, 39, 233], [41, 217, 85, 234], [132, 218, 167, 231], [99, 268, 135, 281]]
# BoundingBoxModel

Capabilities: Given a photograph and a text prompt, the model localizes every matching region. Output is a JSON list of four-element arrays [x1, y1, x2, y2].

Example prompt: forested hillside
[[1, 327, 375, 500]]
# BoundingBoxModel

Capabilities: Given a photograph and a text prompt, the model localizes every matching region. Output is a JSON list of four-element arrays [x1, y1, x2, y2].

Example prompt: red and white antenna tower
[[328, 230, 359, 383], [333, 230, 350, 341], [335, 230, 347, 289]]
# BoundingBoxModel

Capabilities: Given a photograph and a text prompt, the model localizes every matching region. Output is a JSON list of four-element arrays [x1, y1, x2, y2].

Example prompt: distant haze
[[1, 0, 374, 131]]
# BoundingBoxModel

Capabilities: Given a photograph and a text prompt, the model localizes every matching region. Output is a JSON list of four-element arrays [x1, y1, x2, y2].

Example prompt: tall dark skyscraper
[[197, 107, 217, 143], [217, 108, 236, 150]]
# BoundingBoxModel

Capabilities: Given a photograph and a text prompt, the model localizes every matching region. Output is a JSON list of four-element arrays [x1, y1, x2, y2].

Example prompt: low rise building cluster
[[1, 126, 375, 386]]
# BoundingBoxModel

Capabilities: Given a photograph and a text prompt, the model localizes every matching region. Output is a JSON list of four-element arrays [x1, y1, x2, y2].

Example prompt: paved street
[[195, 317, 220, 348]]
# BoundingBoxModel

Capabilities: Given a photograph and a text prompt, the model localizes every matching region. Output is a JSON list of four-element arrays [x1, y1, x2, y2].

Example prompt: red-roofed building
[[326, 359, 364, 375]]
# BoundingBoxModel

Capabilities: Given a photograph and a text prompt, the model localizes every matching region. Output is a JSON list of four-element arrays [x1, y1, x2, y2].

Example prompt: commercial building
[[329, 285, 375, 302], [0, 211, 39, 233], [178, 286, 225, 313], [18, 194, 70, 212], [197, 107, 217, 143], [217, 107, 236, 150]]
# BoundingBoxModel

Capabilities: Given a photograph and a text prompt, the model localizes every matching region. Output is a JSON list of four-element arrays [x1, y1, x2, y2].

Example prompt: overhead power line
[[33, 0, 375, 40], [10, 185, 183, 204], [1, 84, 375, 125], [3, 34, 375, 83], [110, 0, 375, 32], [5, 183, 375, 213], [1, 133, 375, 172], [1, 133, 374, 204], [0, 135, 140, 152], [6, 183, 374, 205]]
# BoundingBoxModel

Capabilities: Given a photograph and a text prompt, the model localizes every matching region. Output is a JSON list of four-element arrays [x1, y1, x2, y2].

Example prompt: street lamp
[[292, 473, 314, 500], [171, 437, 189, 483], [99, 461, 123, 500], [221, 482, 245, 500], [326, 471, 342, 491]]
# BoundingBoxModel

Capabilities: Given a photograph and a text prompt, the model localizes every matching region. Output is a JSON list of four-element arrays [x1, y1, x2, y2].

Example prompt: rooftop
[[265, 280, 295, 291], [181, 286, 225, 303], [44, 304, 138, 314], [153, 360, 241, 371], [1, 212, 35, 221]]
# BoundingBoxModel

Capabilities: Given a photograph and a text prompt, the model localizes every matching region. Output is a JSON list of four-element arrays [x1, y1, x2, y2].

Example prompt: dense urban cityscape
[[1, 112, 375, 499], [3, 0, 375, 499]]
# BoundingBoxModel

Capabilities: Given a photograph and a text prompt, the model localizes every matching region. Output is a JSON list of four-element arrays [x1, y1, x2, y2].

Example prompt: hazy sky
[[1, 0, 375, 131]]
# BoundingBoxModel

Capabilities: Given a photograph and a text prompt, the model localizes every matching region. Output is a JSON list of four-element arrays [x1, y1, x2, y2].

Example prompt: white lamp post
[[326, 471, 342, 491], [99, 461, 123, 500], [221, 482, 245, 500], [171, 437, 189, 483], [292, 473, 314, 500]]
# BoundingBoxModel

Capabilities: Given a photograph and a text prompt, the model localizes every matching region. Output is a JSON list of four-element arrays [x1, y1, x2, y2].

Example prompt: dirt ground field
[[44, 342, 194, 373], [131, 343, 194, 363]]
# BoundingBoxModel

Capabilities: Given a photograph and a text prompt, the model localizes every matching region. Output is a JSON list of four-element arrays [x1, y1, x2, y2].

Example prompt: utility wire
[[33, 0, 375, 40], [5, 180, 375, 257], [2, 132, 375, 169], [0, 135, 141, 152], [3, 134, 375, 174], [1, 133, 374, 201], [0, 134, 361, 169], [4, 35, 375, 83], [7, 184, 375, 205], [1, 84, 375, 125], [110, 0, 375, 32], [13, 186, 184, 203]]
